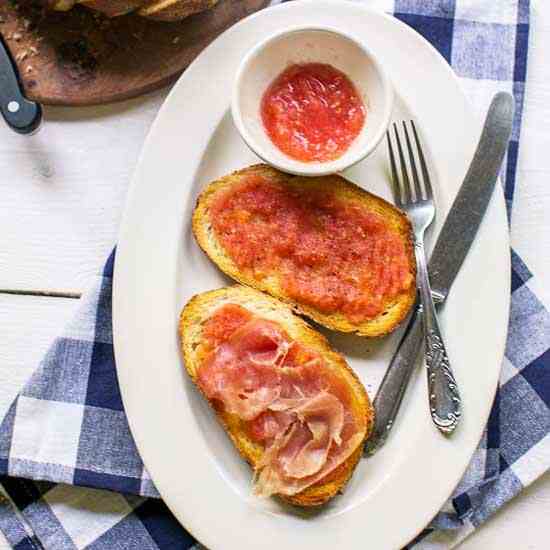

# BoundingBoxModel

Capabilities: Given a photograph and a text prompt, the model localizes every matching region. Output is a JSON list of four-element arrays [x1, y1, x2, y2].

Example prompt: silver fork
[[387, 121, 462, 434]]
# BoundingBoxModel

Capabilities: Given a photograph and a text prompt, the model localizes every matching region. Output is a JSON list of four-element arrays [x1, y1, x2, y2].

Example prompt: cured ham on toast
[[179, 285, 374, 506], [192, 164, 416, 337]]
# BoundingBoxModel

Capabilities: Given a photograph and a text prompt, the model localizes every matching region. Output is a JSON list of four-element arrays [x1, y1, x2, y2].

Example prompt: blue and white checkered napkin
[[0, 1, 545, 549]]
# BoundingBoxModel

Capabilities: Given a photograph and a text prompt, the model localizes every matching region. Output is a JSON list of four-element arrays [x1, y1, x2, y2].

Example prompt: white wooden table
[[1, 3, 549, 548]]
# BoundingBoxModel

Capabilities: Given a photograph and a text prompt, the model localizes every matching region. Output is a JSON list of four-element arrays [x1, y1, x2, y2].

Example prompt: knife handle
[[364, 306, 423, 455], [0, 36, 42, 134]]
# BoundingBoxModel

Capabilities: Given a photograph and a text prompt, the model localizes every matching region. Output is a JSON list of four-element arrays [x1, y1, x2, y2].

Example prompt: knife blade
[[0, 34, 42, 134], [365, 92, 514, 455], [428, 93, 515, 298]]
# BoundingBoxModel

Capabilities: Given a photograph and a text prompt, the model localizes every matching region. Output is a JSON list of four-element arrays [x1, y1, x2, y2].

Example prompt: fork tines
[[386, 121, 433, 206]]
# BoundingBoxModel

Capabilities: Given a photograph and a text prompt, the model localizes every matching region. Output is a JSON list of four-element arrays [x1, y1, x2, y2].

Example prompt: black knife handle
[[0, 36, 42, 135]]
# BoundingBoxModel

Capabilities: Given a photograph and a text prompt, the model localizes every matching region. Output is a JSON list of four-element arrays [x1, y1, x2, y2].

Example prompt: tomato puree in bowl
[[260, 63, 366, 163]]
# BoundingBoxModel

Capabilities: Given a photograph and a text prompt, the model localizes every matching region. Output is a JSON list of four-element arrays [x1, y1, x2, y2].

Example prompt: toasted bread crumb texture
[[193, 164, 416, 337], [180, 286, 374, 506], [47, 0, 218, 21]]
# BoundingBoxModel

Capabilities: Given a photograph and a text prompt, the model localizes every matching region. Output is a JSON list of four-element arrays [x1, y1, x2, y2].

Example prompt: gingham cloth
[[0, 1, 545, 549]]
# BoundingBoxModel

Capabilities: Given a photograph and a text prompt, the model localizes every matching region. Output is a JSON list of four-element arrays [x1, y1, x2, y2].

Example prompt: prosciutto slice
[[253, 392, 361, 497], [282, 392, 344, 477], [197, 304, 365, 497], [197, 318, 288, 420]]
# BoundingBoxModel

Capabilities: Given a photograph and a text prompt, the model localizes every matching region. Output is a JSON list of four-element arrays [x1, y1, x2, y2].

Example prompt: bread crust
[[45, 0, 218, 20], [192, 164, 416, 337], [80, 0, 144, 16], [138, 0, 218, 20], [179, 285, 374, 506]]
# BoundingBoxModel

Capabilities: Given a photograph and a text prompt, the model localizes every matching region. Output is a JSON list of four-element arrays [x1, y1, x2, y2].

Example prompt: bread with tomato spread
[[192, 164, 416, 337], [179, 285, 374, 506]]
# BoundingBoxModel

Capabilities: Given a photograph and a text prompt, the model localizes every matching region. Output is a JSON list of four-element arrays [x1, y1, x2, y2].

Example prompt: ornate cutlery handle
[[416, 240, 462, 433]]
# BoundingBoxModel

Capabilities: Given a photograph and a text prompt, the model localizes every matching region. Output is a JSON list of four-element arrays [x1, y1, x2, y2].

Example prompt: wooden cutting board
[[0, 0, 269, 106]]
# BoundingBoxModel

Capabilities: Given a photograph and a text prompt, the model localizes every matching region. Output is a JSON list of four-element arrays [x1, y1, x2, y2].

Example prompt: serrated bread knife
[[365, 92, 514, 455]]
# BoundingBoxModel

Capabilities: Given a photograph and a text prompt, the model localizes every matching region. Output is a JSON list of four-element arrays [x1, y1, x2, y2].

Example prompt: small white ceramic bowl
[[231, 26, 394, 177]]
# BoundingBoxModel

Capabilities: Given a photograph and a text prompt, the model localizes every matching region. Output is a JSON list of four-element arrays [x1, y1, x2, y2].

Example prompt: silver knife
[[364, 92, 514, 455]]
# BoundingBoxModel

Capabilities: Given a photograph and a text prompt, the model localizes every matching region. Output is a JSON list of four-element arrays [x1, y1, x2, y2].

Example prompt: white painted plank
[[511, 2, 550, 310], [0, 295, 78, 549], [0, 89, 167, 292], [0, 295, 77, 417]]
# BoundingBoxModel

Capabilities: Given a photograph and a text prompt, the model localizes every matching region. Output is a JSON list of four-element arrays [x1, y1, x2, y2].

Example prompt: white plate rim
[[113, 2, 510, 549]]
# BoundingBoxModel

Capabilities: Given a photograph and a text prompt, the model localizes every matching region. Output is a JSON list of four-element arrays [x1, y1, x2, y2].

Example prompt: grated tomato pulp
[[211, 176, 413, 324], [261, 63, 366, 162]]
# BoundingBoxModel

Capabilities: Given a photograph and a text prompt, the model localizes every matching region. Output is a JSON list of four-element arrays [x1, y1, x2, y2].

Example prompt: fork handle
[[415, 239, 462, 433]]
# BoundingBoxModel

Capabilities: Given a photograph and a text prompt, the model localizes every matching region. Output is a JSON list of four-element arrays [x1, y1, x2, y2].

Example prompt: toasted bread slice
[[179, 285, 374, 506], [80, 0, 144, 16], [193, 164, 416, 337], [138, 0, 218, 21], [45, 0, 76, 10], [81, 0, 144, 17], [44, 0, 217, 20]]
